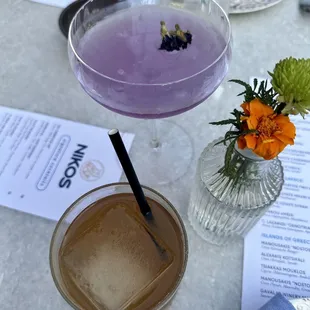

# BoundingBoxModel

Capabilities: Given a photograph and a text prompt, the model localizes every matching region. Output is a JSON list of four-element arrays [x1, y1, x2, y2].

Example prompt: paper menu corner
[[0, 106, 135, 221]]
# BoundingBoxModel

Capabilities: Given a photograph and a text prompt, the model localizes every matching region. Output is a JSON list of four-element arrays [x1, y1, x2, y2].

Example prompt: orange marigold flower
[[237, 98, 296, 160]]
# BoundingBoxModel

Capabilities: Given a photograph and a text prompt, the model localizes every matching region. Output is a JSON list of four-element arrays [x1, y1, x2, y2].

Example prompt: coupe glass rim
[[68, 0, 232, 86], [49, 182, 189, 310]]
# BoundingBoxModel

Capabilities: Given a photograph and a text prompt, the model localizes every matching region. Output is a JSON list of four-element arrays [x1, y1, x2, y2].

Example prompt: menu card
[[242, 79, 310, 309], [0, 106, 134, 221]]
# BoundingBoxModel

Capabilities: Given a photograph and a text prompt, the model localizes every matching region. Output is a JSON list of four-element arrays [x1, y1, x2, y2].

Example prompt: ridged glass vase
[[188, 138, 284, 246]]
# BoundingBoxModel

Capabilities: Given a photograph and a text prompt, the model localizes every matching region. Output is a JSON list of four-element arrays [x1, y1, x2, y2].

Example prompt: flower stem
[[275, 102, 287, 114]]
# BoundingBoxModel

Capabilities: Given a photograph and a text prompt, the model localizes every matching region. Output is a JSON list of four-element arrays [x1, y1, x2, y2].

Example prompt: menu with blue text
[[0, 106, 134, 221], [242, 80, 310, 309]]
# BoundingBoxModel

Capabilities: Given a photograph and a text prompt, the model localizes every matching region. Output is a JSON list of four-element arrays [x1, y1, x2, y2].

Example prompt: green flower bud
[[269, 57, 310, 117]]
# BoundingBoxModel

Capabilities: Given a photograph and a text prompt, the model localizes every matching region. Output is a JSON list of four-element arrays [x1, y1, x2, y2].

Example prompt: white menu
[[0, 106, 134, 221], [242, 80, 310, 309]]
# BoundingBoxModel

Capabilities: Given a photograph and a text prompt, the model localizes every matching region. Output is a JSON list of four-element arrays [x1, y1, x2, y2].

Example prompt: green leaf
[[229, 79, 255, 102], [240, 129, 258, 135], [209, 119, 237, 126], [258, 80, 264, 94], [224, 139, 236, 172], [231, 109, 241, 118], [229, 79, 252, 89], [214, 140, 225, 146], [230, 109, 243, 129], [225, 130, 239, 140], [237, 91, 246, 97], [253, 78, 258, 91], [248, 79, 278, 108], [214, 135, 237, 146]]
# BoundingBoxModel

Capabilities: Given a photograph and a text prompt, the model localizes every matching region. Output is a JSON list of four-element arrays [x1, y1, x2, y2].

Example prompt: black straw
[[108, 129, 152, 218]]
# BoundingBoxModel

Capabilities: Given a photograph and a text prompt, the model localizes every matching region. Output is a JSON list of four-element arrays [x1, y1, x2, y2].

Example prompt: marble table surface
[[0, 0, 309, 309]]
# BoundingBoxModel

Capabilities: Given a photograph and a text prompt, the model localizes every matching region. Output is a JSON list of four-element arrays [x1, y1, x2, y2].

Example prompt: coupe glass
[[68, 0, 232, 185]]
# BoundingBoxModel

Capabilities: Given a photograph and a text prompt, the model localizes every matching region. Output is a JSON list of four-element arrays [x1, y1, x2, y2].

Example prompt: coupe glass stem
[[149, 120, 161, 149]]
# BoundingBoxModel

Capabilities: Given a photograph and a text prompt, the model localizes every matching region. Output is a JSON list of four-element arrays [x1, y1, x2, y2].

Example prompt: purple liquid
[[73, 6, 230, 118]]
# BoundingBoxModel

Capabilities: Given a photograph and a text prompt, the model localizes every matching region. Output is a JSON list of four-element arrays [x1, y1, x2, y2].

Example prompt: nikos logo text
[[59, 144, 88, 188]]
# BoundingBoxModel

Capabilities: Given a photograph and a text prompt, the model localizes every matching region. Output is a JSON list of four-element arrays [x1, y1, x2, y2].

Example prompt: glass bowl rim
[[49, 182, 189, 310], [68, 0, 232, 86]]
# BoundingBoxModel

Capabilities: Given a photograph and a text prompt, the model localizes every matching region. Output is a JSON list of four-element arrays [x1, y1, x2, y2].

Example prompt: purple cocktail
[[73, 5, 230, 118], [69, 0, 231, 184]]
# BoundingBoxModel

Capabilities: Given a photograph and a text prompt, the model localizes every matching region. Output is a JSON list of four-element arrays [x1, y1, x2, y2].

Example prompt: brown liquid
[[59, 193, 186, 310]]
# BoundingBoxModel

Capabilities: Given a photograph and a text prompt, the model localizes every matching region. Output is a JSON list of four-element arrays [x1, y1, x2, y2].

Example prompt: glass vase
[[188, 138, 284, 246]]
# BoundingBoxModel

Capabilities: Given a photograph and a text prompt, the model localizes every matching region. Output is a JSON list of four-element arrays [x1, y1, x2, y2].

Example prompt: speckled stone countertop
[[0, 1, 309, 309]]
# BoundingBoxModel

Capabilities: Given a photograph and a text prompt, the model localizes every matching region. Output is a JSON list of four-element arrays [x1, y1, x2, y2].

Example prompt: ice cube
[[62, 204, 174, 310]]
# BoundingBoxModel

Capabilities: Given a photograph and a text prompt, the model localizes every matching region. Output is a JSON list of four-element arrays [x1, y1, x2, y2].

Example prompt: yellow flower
[[237, 98, 296, 160]]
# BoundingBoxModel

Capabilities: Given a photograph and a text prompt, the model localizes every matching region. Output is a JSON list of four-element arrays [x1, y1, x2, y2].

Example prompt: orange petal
[[249, 98, 274, 117], [244, 134, 257, 149], [277, 122, 296, 139], [275, 137, 286, 154], [237, 136, 247, 149], [274, 114, 290, 124], [254, 137, 285, 160], [241, 121, 249, 131], [246, 115, 258, 130], [241, 102, 250, 115], [260, 134, 275, 143], [274, 133, 295, 145]]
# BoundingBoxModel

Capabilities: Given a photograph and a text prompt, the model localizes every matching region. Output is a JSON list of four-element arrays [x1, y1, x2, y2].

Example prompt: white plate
[[230, 0, 283, 14]]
